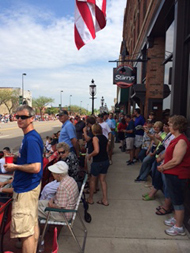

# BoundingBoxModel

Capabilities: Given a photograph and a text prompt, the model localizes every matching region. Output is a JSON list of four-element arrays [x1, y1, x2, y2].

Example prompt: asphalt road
[[0, 120, 61, 152]]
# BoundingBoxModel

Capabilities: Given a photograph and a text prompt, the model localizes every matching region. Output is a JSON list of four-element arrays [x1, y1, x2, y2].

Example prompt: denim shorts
[[91, 160, 109, 177], [165, 174, 187, 206]]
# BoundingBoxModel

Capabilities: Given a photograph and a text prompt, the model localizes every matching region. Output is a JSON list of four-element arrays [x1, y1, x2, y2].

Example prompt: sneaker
[[165, 225, 186, 236], [109, 160, 113, 165], [133, 158, 137, 162], [126, 159, 131, 163], [164, 217, 176, 226], [127, 161, 134, 165]]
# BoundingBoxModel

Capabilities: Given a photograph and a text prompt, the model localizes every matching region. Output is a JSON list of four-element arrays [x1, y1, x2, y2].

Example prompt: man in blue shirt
[[58, 110, 79, 157], [134, 108, 145, 162], [4, 105, 43, 253]]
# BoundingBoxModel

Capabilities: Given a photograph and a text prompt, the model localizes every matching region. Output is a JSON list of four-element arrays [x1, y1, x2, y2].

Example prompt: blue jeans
[[137, 154, 155, 180], [152, 161, 162, 190], [161, 173, 170, 198], [165, 174, 187, 210], [138, 149, 147, 162]]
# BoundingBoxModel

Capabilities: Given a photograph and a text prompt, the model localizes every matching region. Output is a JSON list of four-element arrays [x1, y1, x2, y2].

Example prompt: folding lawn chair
[[0, 198, 12, 253], [39, 173, 88, 253]]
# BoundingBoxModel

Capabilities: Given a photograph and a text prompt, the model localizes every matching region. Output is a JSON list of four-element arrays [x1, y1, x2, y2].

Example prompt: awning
[[130, 84, 146, 106]]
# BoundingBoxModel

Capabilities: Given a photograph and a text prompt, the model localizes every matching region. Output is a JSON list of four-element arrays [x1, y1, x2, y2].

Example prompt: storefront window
[[163, 21, 174, 110]]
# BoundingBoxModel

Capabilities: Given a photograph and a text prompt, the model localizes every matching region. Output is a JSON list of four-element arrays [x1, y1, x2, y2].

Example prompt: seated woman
[[135, 121, 164, 182], [138, 119, 154, 162], [142, 122, 174, 203], [40, 142, 79, 200]]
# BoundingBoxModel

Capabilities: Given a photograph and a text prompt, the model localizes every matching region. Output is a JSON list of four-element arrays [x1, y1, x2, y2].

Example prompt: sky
[[0, 0, 127, 112]]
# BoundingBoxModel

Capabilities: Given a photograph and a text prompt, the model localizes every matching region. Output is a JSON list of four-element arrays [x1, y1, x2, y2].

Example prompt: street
[[0, 120, 61, 152]]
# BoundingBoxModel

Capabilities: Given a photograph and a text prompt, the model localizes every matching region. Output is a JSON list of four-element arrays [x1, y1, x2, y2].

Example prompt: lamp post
[[100, 96, 105, 113], [22, 73, 27, 104], [89, 79, 97, 115], [80, 101, 82, 115], [101, 96, 104, 107], [60, 90, 63, 109], [87, 104, 89, 114], [69, 95, 72, 113]]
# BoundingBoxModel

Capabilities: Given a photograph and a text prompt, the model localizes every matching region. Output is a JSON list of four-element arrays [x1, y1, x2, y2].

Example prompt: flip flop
[[155, 207, 173, 215], [87, 199, 94, 205], [142, 195, 154, 201], [142, 193, 149, 198], [97, 200, 109, 206], [156, 205, 162, 211]]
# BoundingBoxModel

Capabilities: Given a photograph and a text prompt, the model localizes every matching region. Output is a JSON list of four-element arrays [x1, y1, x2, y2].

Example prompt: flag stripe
[[75, 0, 106, 50], [76, 1, 96, 39]]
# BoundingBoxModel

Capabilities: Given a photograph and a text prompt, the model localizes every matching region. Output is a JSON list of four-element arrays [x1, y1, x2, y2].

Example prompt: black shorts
[[91, 160, 109, 176]]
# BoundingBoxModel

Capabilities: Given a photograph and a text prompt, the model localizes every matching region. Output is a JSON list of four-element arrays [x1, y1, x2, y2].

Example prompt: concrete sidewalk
[[58, 144, 190, 253]]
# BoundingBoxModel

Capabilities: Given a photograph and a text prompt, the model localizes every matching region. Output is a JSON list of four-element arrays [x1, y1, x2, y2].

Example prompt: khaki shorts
[[126, 137, 135, 150], [10, 183, 41, 238]]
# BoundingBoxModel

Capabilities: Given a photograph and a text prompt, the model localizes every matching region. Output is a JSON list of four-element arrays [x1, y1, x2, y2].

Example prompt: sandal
[[155, 207, 173, 215], [156, 205, 162, 211], [142, 193, 149, 198], [142, 195, 154, 201]]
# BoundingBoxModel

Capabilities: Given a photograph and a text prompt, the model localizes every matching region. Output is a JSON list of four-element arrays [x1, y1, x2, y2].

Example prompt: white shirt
[[0, 158, 6, 173], [99, 122, 111, 139], [40, 180, 60, 200]]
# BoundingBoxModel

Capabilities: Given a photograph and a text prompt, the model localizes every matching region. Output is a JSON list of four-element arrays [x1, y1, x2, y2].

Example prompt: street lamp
[[89, 79, 97, 115], [80, 101, 82, 115], [69, 95, 72, 113], [87, 104, 89, 114], [22, 73, 27, 104], [101, 96, 104, 107], [60, 90, 63, 109]]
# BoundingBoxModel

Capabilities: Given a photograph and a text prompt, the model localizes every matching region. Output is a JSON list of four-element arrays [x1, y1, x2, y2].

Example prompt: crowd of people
[[114, 110, 190, 236], [0, 104, 190, 253]]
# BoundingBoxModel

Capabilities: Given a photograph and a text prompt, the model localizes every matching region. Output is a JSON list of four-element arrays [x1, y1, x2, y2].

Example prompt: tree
[[32, 96, 54, 116], [0, 89, 12, 107], [4, 89, 20, 114], [45, 107, 59, 115]]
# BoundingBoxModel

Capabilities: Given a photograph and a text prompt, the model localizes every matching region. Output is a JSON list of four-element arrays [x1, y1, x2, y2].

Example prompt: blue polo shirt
[[58, 120, 77, 148], [13, 130, 43, 193], [106, 118, 116, 135]]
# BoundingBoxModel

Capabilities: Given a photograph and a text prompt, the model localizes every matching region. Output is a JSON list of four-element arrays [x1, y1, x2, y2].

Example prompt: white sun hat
[[48, 161, 68, 174]]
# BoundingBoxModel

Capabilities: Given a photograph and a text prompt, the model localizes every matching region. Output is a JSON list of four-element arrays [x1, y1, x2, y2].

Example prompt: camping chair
[[0, 198, 12, 253], [41, 158, 57, 191], [39, 173, 88, 253]]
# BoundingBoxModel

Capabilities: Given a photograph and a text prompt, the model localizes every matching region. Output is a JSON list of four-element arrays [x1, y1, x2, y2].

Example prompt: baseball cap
[[57, 110, 68, 116], [48, 161, 68, 174]]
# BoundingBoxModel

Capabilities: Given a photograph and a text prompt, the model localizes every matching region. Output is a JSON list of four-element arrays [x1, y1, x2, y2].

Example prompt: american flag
[[74, 0, 106, 50]]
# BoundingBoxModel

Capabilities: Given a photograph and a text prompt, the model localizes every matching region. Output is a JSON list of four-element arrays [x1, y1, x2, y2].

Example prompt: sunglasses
[[16, 115, 32, 120], [58, 151, 66, 155]]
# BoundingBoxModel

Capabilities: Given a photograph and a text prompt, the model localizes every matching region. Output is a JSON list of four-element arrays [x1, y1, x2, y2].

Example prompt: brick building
[[115, 0, 190, 123], [117, 0, 190, 231]]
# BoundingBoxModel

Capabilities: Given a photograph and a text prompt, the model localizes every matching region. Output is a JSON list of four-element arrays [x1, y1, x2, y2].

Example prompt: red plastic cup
[[5, 156, 14, 164]]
